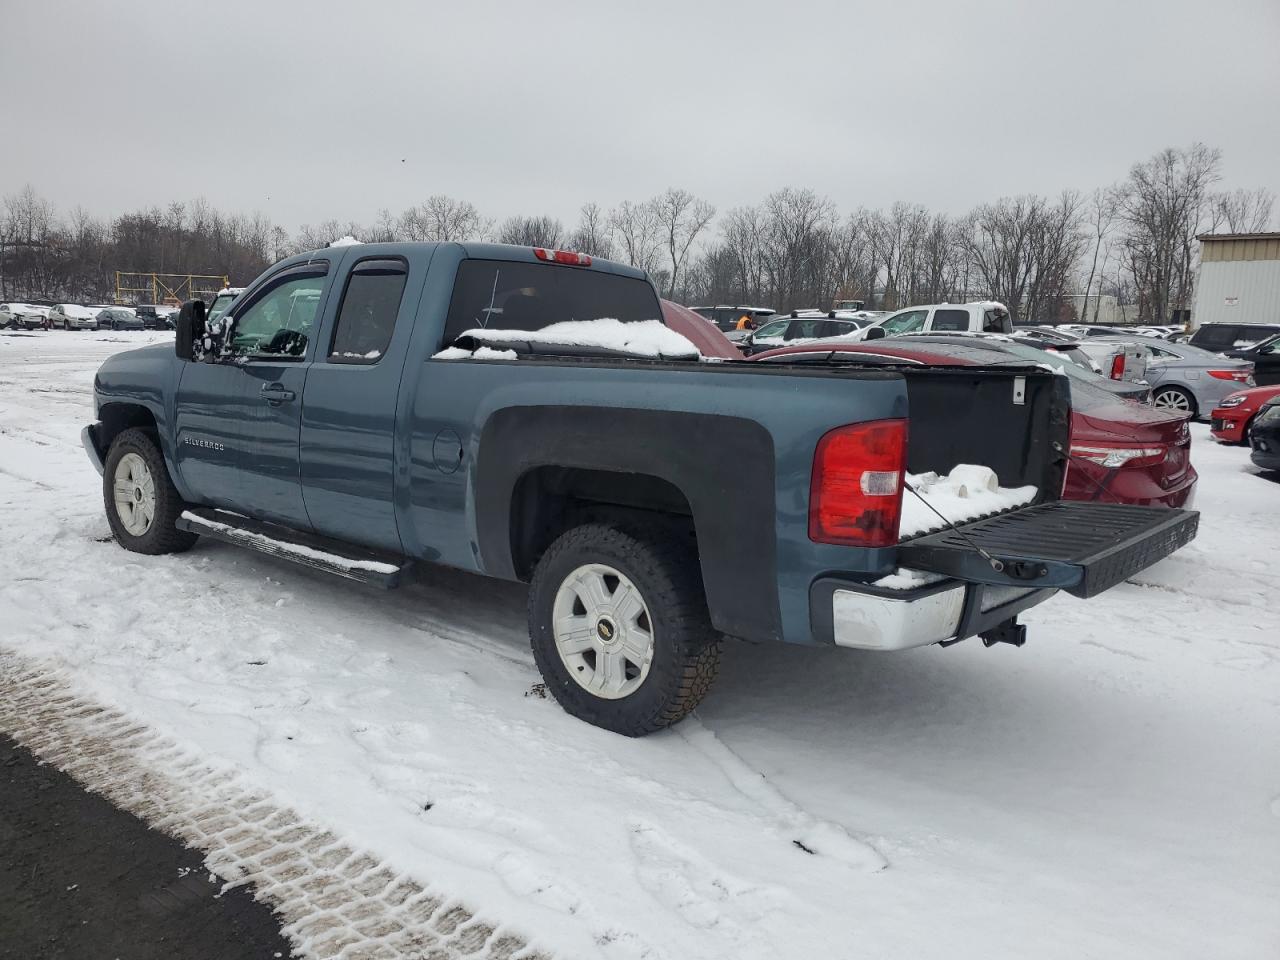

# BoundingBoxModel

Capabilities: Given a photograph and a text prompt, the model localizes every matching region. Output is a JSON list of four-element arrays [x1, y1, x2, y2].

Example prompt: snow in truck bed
[[899, 464, 1037, 539], [440, 317, 700, 359]]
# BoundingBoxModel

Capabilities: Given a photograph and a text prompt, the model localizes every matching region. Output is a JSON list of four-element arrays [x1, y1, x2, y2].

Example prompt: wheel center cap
[[134, 487, 143, 502], [595, 617, 617, 644]]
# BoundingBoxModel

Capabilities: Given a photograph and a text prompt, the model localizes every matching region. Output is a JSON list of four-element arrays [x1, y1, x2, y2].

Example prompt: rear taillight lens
[[1070, 444, 1167, 468], [1207, 369, 1252, 383], [809, 419, 907, 547], [1110, 354, 1125, 379]]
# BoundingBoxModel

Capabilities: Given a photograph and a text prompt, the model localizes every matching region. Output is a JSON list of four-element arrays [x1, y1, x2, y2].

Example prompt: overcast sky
[[5, 0, 1279, 232]]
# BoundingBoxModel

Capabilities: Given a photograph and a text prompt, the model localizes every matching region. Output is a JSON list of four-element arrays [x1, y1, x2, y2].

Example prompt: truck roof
[[290, 241, 650, 282]]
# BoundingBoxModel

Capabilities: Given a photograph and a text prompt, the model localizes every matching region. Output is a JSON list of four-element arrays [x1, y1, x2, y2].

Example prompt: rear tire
[[528, 522, 721, 736], [103, 428, 198, 555], [1152, 386, 1197, 418]]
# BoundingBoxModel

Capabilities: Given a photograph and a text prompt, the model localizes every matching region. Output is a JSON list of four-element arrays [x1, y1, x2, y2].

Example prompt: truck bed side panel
[[475, 406, 780, 641], [400, 359, 908, 645]]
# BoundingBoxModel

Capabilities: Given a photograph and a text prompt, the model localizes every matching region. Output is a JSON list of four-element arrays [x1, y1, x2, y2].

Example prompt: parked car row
[[0, 302, 181, 331]]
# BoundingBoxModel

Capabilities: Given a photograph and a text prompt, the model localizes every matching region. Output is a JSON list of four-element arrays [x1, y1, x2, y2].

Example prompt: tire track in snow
[[0, 649, 552, 960], [678, 718, 887, 873]]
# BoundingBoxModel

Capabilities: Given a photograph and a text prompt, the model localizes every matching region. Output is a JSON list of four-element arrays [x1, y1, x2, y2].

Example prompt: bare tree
[[496, 214, 564, 248], [608, 199, 663, 274], [652, 188, 715, 298], [1208, 187, 1274, 234], [566, 202, 615, 259], [401, 195, 486, 241], [1078, 187, 1118, 321], [1116, 143, 1221, 321]]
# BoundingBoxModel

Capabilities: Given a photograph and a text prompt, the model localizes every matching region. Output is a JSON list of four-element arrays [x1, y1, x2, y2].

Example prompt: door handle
[[260, 383, 296, 404]]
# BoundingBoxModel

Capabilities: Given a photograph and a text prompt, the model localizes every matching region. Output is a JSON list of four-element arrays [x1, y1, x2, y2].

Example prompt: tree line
[[1, 143, 1272, 322]]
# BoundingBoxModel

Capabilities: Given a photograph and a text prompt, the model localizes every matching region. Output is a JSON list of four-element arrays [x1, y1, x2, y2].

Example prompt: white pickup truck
[[851, 301, 1013, 341]]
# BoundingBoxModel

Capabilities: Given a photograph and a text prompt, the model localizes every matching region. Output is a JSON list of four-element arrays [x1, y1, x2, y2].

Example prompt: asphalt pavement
[[0, 735, 293, 960]]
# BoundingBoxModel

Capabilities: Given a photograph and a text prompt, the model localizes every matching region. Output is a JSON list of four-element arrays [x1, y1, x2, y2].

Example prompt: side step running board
[[176, 508, 411, 589]]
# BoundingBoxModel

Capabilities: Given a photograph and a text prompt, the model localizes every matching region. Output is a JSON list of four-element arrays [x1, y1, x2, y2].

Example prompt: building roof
[[1197, 232, 1280, 242]]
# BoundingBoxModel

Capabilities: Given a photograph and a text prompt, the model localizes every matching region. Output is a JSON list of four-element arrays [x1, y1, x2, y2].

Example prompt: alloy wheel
[[552, 563, 655, 700], [1154, 389, 1192, 414], [112, 452, 156, 536]]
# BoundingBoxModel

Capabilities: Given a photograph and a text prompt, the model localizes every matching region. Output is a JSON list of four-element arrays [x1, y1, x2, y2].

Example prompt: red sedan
[[751, 338, 1197, 508], [660, 299, 744, 360], [1209, 384, 1280, 443]]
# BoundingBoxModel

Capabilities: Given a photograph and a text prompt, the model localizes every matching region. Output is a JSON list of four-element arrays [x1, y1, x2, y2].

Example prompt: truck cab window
[[229, 274, 325, 358], [983, 309, 1011, 333], [932, 309, 970, 331], [329, 260, 407, 364], [443, 259, 660, 344]]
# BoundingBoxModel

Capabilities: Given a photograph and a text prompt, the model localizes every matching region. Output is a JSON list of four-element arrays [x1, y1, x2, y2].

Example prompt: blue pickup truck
[[83, 242, 1198, 735]]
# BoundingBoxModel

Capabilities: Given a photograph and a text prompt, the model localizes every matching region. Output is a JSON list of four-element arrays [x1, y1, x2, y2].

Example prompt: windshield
[[879, 309, 928, 335], [1254, 333, 1280, 354], [207, 292, 238, 324]]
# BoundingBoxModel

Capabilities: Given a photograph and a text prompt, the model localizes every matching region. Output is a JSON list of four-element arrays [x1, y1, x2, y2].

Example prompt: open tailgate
[[897, 502, 1198, 598]]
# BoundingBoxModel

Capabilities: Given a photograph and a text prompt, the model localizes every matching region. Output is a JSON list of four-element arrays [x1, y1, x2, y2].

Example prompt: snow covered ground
[[2, 329, 1278, 959]]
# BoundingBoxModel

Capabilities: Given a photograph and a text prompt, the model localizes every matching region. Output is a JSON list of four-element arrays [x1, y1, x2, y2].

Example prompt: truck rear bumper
[[812, 576, 1055, 651]]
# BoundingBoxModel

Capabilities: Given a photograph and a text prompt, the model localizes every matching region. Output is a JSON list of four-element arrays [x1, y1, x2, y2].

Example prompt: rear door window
[[328, 258, 407, 364], [1193, 324, 1238, 349], [443, 259, 660, 343], [931, 308, 970, 332]]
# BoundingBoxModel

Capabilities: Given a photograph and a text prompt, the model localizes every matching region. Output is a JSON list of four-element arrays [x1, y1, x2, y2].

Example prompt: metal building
[[1194, 232, 1280, 327]]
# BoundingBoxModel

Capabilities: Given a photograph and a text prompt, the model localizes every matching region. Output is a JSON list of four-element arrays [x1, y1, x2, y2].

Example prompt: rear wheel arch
[[508, 465, 698, 581]]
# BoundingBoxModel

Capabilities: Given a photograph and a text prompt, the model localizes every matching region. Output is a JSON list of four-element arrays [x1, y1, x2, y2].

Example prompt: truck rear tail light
[[533, 248, 592, 267], [1070, 444, 1167, 468], [1207, 369, 1252, 383], [809, 419, 907, 547], [1109, 354, 1125, 380]]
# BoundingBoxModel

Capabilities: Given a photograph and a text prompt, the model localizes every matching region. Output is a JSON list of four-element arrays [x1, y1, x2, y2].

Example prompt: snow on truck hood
[[435, 318, 701, 360]]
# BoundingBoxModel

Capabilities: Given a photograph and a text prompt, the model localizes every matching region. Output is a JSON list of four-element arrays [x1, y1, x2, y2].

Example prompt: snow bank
[[459, 318, 699, 359], [900, 464, 1036, 538]]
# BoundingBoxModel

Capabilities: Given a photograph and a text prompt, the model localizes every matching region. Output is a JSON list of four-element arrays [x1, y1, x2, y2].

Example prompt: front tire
[[102, 428, 197, 555], [528, 522, 721, 736]]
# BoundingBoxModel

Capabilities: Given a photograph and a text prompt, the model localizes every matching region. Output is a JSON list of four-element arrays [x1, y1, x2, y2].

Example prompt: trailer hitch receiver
[[980, 618, 1027, 648]]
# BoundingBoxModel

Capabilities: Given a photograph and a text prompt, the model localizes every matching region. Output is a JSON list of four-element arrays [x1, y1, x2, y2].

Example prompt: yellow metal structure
[[115, 271, 230, 306]]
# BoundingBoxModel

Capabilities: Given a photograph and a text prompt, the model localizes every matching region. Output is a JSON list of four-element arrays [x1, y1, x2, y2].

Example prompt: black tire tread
[[528, 521, 721, 736], [103, 428, 198, 555]]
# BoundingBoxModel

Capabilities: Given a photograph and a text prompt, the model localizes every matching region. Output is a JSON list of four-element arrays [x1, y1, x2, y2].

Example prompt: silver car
[[1099, 337, 1255, 418]]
